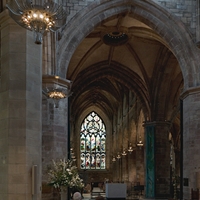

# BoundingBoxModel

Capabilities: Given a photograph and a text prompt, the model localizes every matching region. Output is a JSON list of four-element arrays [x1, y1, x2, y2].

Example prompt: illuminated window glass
[[80, 111, 106, 170]]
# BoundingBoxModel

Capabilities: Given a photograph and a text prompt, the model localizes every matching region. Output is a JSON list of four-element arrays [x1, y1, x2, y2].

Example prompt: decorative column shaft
[[145, 125, 155, 198]]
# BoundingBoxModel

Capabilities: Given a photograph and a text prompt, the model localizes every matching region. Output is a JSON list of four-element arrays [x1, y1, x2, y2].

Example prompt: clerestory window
[[80, 111, 106, 170]]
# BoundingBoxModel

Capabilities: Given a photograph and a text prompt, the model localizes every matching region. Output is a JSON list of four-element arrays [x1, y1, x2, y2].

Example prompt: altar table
[[105, 183, 127, 199]]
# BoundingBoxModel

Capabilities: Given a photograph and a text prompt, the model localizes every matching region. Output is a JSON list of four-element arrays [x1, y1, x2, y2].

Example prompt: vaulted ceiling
[[68, 13, 182, 143]]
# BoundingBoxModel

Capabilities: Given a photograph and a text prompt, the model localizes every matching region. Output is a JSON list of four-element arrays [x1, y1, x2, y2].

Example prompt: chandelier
[[45, 75, 70, 100], [47, 88, 67, 99], [43, 75, 72, 108], [6, 0, 67, 44], [103, 31, 129, 46]]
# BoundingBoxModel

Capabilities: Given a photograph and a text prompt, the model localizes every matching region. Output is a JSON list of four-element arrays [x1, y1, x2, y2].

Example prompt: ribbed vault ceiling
[[68, 13, 182, 140]]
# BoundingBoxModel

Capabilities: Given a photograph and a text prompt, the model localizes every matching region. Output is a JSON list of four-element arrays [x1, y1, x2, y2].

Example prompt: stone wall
[[155, 0, 197, 41], [0, 0, 198, 41], [182, 87, 200, 200], [61, 0, 197, 42]]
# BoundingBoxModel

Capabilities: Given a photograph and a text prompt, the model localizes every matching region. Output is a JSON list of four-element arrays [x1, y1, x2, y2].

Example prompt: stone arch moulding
[[58, 0, 200, 89]]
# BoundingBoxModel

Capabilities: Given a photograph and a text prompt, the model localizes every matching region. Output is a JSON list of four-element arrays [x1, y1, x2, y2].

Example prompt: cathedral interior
[[1, 0, 200, 200], [67, 10, 182, 199]]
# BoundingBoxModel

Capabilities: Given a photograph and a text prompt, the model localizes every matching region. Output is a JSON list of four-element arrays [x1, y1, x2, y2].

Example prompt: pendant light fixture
[[6, 0, 68, 44]]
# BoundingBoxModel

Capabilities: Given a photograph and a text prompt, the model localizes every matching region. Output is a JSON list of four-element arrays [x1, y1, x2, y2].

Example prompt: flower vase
[[60, 190, 67, 200]]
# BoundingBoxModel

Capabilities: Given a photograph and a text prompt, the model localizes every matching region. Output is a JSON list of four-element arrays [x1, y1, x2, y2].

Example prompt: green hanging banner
[[145, 125, 155, 198]]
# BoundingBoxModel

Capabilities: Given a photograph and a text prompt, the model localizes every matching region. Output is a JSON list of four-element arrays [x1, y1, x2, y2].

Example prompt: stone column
[[144, 124, 155, 198], [144, 121, 171, 198], [154, 121, 171, 198], [0, 10, 42, 200], [42, 75, 71, 199], [181, 87, 200, 200]]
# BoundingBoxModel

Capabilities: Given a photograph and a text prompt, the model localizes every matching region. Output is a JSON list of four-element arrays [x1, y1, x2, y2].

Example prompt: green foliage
[[47, 159, 84, 190]]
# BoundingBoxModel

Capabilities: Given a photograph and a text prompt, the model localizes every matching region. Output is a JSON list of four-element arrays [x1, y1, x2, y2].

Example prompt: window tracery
[[80, 111, 106, 170]]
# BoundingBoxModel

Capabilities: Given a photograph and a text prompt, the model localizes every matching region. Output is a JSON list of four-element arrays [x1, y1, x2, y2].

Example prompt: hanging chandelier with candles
[[45, 76, 71, 99], [6, 0, 67, 44], [47, 87, 67, 99], [42, 75, 72, 108]]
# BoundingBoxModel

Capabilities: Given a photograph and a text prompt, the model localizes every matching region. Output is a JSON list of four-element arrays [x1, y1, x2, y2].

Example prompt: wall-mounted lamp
[[112, 156, 116, 162], [137, 140, 144, 147], [121, 148, 127, 156], [116, 152, 121, 159], [136, 126, 144, 148], [128, 143, 134, 153]]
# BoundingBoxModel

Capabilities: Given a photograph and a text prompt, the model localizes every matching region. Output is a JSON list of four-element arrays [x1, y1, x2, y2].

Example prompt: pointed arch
[[80, 111, 106, 170], [58, 0, 200, 89]]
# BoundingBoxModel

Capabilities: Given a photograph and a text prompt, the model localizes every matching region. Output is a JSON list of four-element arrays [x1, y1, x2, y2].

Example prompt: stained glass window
[[80, 111, 106, 170]]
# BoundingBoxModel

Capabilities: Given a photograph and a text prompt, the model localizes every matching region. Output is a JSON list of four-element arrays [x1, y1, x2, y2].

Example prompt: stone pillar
[[181, 87, 200, 200], [144, 121, 171, 198], [42, 75, 71, 199], [144, 125, 155, 198], [154, 121, 171, 198], [0, 10, 42, 200]]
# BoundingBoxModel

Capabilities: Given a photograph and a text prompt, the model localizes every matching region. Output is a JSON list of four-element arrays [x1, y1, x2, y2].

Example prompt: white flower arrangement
[[47, 159, 84, 190]]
